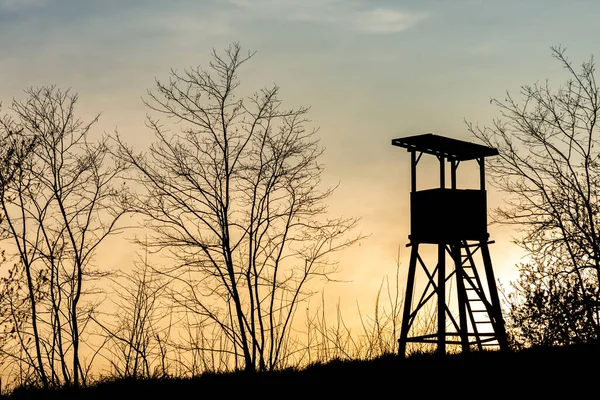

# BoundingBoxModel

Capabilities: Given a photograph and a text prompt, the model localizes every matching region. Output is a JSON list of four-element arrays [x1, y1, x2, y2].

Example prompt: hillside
[[6, 341, 599, 399]]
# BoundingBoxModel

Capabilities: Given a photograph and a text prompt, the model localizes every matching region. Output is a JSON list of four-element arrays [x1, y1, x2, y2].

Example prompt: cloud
[[352, 9, 426, 34], [228, 0, 427, 35], [0, 0, 45, 11], [140, 11, 234, 37]]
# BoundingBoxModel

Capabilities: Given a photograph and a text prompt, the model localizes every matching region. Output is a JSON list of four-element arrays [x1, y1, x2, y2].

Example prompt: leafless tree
[[114, 43, 361, 372], [467, 46, 600, 344], [0, 259, 43, 390], [0, 86, 129, 388], [0, 103, 42, 388], [94, 240, 172, 379]]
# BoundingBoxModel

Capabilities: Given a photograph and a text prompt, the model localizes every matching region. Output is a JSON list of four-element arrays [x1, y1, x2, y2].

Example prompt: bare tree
[[467, 46, 600, 344], [0, 259, 44, 390], [115, 43, 361, 373], [0, 102, 44, 388], [0, 86, 129, 388], [94, 240, 172, 379]]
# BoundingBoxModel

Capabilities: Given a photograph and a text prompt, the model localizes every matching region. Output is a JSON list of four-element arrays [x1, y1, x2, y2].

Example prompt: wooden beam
[[479, 157, 485, 190], [439, 156, 445, 189], [398, 244, 419, 357], [411, 151, 417, 193], [451, 160, 457, 190], [437, 243, 446, 355]]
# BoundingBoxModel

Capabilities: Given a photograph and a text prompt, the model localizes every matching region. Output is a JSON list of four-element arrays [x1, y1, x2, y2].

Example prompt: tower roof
[[391, 133, 498, 161]]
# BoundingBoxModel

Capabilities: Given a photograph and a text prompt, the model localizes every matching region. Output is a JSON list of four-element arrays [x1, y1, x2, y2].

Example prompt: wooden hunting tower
[[392, 133, 508, 357]]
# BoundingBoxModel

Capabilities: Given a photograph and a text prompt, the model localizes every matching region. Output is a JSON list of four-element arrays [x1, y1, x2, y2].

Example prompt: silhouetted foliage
[[468, 46, 600, 345], [506, 260, 597, 347], [114, 43, 361, 373]]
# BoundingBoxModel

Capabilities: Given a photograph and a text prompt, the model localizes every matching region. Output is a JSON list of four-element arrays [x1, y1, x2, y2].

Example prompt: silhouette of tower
[[392, 133, 509, 357]]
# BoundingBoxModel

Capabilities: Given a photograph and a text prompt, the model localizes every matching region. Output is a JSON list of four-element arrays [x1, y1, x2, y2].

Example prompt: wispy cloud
[[141, 11, 234, 37], [352, 8, 426, 34], [229, 0, 427, 35], [0, 0, 45, 11]]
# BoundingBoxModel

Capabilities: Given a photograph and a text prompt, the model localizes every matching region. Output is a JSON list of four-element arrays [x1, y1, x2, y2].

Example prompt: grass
[[4, 340, 599, 399]]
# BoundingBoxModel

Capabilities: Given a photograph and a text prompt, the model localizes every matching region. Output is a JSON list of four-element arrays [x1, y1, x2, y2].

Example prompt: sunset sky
[[1, 0, 599, 326]]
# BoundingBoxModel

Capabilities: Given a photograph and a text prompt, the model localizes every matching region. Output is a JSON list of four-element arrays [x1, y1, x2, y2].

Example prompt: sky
[[1, 0, 599, 328]]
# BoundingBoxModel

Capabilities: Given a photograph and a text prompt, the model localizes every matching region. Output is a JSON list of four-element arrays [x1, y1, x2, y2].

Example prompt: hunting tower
[[392, 133, 508, 357]]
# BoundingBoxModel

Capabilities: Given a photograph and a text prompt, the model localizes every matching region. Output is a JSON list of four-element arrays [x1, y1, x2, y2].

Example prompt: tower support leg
[[437, 243, 446, 355], [398, 243, 419, 358], [480, 241, 509, 351]]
